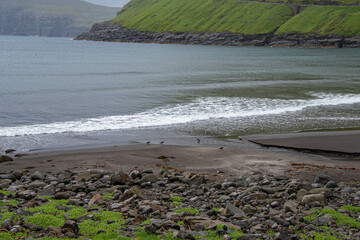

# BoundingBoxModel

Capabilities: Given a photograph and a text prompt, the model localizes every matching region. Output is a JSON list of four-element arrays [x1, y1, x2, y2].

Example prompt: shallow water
[[1, 35, 359, 151]]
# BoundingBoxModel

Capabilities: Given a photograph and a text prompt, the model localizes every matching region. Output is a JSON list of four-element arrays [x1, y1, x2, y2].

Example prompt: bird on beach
[[146, 141, 150, 144], [219, 147, 224, 150], [160, 141, 164, 144], [196, 138, 200, 144]]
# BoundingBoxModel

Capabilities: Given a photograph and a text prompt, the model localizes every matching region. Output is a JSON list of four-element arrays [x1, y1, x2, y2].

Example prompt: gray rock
[[188, 175, 205, 186], [62, 220, 79, 235], [54, 192, 71, 200], [302, 194, 325, 205], [111, 171, 130, 185], [0, 155, 13, 163], [314, 175, 333, 185], [141, 174, 158, 183], [1, 219, 13, 229], [0, 174, 16, 181], [16, 190, 36, 200], [284, 200, 298, 213], [261, 186, 275, 194], [23, 223, 43, 231], [10, 225, 23, 233], [30, 171, 45, 180], [296, 189, 308, 201], [221, 204, 246, 217], [325, 181, 338, 188], [0, 179, 13, 188], [29, 180, 47, 188], [276, 231, 291, 240], [237, 234, 263, 240]]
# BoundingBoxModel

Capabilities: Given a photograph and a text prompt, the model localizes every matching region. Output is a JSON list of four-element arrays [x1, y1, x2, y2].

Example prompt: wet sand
[[1, 138, 360, 183]]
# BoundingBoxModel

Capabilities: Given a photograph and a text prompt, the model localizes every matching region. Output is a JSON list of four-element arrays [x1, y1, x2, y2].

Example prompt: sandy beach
[[1, 131, 360, 183]]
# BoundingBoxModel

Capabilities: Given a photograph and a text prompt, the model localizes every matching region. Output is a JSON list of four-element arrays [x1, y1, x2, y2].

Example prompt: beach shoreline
[[2, 131, 360, 183]]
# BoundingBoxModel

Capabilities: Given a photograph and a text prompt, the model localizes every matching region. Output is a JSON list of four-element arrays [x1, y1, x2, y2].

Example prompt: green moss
[[0, 211, 15, 225], [170, 196, 184, 207], [0, 190, 10, 196], [339, 205, 360, 213], [174, 207, 199, 214], [141, 218, 151, 225], [102, 192, 114, 200], [213, 207, 220, 212], [0, 199, 20, 206], [304, 208, 360, 228], [25, 213, 65, 228], [66, 206, 89, 219], [300, 231, 344, 240], [79, 210, 124, 235]]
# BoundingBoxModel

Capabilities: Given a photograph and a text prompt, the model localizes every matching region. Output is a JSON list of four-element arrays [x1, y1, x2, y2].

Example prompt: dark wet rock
[[144, 224, 157, 234], [188, 175, 205, 186], [237, 234, 263, 240], [221, 204, 246, 217], [111, 171, 131, 185], [62, 220, 79, 235], [276, 230, 291, 240], [141, 174, 158, 183], [314, 175, 333, 185], [31, 171, 45, 180], [5, 149, 16, 154], [0, 155, 13, 163], [54, 192, 71, 200], [325, 181, 338, 188], [16, 190, 36, 200], [23, 223, 43, 231]]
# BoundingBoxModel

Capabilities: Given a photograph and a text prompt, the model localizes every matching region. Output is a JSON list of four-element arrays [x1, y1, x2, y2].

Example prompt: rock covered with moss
[[0, 165, 360, 239]]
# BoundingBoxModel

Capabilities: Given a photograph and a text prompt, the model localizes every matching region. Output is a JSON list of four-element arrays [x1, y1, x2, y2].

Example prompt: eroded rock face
[[0, 167, 358, 239], [75, 22, 360, 48]]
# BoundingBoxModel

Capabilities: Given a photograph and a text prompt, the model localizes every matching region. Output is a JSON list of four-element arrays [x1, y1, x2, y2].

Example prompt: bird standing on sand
[[219, 147, 224, 150], [196, 138, 200, 144], [160, 141, 164, 144], [146, 141, 150, 144]]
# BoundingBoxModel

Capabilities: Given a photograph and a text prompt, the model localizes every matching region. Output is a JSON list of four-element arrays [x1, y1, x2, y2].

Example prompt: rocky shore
[[1, 164, 360, 239], [75, 22, 360, 48]]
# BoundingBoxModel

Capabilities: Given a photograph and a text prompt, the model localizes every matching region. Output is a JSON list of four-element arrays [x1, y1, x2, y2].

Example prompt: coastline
[[2, 130, 360, 183], [74, 22, 360, 48]]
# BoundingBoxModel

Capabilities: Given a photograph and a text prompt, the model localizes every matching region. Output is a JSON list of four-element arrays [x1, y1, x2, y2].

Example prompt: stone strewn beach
[[0, 142, 360, 239], [75, 22, 360, 48]]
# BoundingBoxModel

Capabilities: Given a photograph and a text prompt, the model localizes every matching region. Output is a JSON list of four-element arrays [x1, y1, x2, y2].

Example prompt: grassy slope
[[112, 0, 360, 36], [276, 6, 360, 36], [0, 0, 120, 27]]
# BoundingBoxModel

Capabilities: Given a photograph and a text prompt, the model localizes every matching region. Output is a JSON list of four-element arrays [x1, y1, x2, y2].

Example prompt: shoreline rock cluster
[[1, 162, 360, 239], [75, 22, 360, 48]]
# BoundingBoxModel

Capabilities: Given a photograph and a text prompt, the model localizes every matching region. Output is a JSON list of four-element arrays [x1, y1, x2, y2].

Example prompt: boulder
[[188, 175, 205, 186], [141, 174, 158, 183], [314, 175, 333, 185], [111, 171, 130, 185], [221, 204, 246, 218]]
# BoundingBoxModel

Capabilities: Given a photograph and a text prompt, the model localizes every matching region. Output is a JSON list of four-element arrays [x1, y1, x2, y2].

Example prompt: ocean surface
[[1, 35, 360, 151]]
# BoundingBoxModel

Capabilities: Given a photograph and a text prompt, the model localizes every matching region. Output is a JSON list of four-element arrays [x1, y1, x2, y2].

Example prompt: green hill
[[111, 0, 360, 36], [0, 0, 120, 37]]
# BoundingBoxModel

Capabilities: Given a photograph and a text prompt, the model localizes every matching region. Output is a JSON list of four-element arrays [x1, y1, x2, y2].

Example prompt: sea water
[[0, 35, 359, 151]]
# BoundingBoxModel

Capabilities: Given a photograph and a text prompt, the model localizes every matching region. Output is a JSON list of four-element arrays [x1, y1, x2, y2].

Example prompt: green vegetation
[[112, 0, 360, 36], [0, 190, 10, 196], [170, 196, 184, 206], [339, 205, 360, 213], [174, 207, 199, 214], [102, 192, 114, 200], [304, 208, 360, 228], [275, 6, 360, 36], [0, 199, 19, 206]]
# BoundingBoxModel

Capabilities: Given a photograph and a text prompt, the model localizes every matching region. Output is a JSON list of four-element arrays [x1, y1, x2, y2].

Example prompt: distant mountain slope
[[76, 0, 360, 47], [0, 0, 120, 37]]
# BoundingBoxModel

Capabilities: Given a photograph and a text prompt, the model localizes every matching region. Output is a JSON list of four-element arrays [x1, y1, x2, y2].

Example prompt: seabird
[[146, 141, 150, 144], [196, 138, 200, 144], [219, 147, 224, 150], [160, 141, 164, 144]]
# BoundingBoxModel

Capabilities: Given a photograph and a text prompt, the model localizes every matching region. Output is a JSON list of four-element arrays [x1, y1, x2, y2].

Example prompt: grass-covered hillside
[[0, 0, 120, 36], [112, 0, 360, 36]]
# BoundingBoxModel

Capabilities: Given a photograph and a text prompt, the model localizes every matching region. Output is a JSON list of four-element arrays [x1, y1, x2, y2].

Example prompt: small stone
[[88, 193, 106, 206], [16, 190, 36, 200], [0, 155, 13, 163], [302, 194, 325, 205], [111, 171, 130, 185], [284, 200, 298, 213], [188, 175, 205, 186], [296, 189, 308, 201], [221, 204, 246, 217], [62, 220, 79, 235], [23, 223, 43, 231], [237, 234, 263, 239], [54, 192, 71, 200], [325, 181, 338, 188]]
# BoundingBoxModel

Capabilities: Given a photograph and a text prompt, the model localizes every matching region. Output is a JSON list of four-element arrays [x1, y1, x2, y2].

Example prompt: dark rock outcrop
[[75, 21, 360, 48]]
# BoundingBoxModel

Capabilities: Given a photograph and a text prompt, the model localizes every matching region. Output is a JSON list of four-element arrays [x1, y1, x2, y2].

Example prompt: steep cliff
[[0, 0, 120, 37], [75, 0, 360, 47]]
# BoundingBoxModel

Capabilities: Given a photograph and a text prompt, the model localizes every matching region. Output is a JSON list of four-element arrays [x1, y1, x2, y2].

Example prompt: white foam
[[1, 93, 360, 137]]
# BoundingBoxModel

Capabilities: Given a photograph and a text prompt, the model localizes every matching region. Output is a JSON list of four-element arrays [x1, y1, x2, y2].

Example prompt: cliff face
[[75, 21, 360, 48], [0, 0, 120, 37], [75, 0, 360, 47], [0, 8, 87, 37]]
